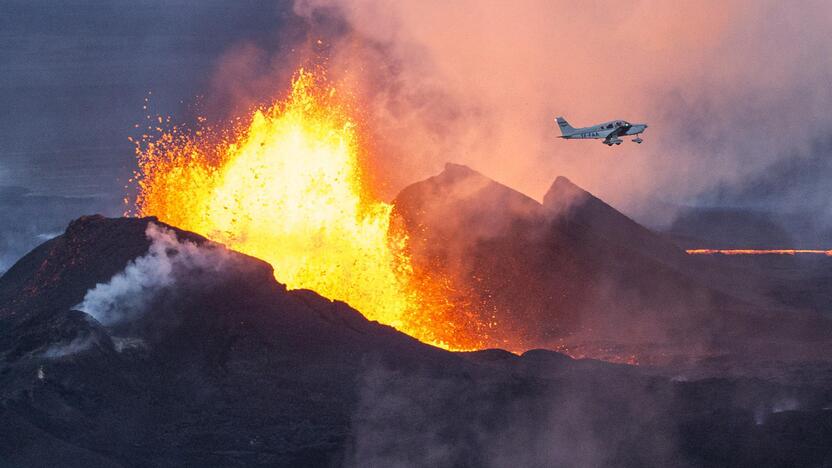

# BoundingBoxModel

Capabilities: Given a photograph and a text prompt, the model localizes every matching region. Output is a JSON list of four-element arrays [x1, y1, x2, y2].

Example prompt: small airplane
[[556, 116, 648, 146]]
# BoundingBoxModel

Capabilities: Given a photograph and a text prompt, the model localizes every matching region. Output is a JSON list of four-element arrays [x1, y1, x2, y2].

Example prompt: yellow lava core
[[130, 68, 489, 351]]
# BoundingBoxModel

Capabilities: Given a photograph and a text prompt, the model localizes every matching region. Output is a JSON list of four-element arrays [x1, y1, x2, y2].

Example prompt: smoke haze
[[347, 360, 683, 467], [292, 0, 832, 228]]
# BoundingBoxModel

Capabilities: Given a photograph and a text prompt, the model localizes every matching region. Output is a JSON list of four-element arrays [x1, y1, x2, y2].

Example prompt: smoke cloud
[[76, 223, 230, 326], [288, 0, 832, 228]]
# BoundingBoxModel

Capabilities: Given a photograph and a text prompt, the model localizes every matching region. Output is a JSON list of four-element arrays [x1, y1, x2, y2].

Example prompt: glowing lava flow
[[130, 69, 490, 350], [687, 249, 832, 256]]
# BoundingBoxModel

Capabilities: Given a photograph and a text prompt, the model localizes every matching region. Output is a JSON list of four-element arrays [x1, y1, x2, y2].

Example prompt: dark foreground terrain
[[2, 214, 832, 467]]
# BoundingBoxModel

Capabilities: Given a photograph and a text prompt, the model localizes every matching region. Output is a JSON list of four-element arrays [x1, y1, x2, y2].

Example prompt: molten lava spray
[[131, 68, 490, 350]]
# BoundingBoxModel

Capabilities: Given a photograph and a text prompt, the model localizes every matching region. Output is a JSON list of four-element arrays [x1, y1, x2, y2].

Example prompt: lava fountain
[[130, 68, 491, 350]]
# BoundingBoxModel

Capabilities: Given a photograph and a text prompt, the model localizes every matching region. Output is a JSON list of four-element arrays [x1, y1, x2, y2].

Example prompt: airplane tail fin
[[556, 116, 576, 136]]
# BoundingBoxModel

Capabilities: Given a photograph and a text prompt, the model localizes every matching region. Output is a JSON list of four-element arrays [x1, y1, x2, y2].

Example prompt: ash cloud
[[292, 0, 832, 231], [76, 223, 231, 326]]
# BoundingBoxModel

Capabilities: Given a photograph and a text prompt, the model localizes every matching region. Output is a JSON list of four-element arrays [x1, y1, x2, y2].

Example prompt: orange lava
[[129, 68, 493, 351], [687, 249, 832, 256]]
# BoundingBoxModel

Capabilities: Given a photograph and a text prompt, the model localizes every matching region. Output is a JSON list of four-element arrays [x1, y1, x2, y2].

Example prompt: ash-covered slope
[[0, 215, 459, 466], [394, 164, 832, 359], [543, 175, 685, 263], [2, 215, 832, 467], [0, 216, 448, 366], [394, 164, 586, 342]]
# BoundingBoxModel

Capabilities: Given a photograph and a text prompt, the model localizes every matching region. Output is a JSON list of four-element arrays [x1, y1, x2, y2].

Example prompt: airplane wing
[[603, 128, 625, 144]]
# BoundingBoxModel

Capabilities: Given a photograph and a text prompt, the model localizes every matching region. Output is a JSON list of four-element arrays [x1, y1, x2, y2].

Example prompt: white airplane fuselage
[[556, 117, 648, 146]]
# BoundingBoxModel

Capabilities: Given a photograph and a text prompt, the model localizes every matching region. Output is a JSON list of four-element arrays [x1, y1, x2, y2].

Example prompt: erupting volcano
[[130, 68, 490, 351], [8, 2, 832, 466]]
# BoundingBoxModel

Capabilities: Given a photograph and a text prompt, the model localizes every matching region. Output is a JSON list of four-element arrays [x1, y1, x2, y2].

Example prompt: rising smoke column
[[76, 223, 230, 326]]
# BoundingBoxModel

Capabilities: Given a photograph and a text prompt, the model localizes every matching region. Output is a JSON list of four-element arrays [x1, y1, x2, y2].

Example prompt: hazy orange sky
[[289, 0, 832, 225]]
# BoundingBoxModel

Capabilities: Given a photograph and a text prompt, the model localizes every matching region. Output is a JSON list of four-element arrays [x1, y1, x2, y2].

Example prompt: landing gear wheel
[[632, 137, 643, 144]]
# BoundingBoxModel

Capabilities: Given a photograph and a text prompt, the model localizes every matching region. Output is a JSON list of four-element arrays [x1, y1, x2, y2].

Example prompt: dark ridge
[[393, 163, 832, 356], [543, 176, 684, 262]]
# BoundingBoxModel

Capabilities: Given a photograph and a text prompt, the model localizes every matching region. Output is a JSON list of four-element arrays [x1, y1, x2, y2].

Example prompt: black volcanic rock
[[394, 163, 582, 342], [0, 215, 459, 367], [0, 215, 462, 466], [393, 163, 543, 266], [393, 164, 832, 360], [393, 164, 706, 343], [544, 176, 684, 263], [1, 215, 832, 467]]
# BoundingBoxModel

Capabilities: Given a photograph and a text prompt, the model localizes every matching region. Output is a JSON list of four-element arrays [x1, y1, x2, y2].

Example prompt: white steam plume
[[75, 223, 229, 326]]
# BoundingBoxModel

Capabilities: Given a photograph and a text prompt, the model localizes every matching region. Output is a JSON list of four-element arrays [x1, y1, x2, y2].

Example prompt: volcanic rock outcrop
[[394, 164, 832, 360]]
